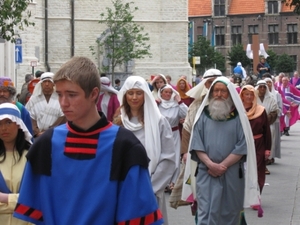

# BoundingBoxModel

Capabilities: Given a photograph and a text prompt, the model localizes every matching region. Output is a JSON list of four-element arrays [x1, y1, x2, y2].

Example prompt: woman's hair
[[0, 129, 31, 163], [113, 92, 145, 126]]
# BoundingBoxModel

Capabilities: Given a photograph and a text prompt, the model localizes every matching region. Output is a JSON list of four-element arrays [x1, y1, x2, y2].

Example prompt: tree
[[282, 0, 300, 14], [274, 53, 295, 73], [213, 51, 226, 73], [189, 36, 215, 74], [265, 49, 277, 73], [227, 44, 251, 71], [0, 0, 34, 42], [90, 0, 151, 80]]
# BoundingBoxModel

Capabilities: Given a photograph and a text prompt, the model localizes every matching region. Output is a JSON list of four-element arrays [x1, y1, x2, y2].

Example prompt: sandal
[[265, 167, 270, 175]]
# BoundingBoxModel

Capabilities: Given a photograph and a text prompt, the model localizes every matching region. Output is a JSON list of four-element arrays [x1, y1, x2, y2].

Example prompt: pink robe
[[278, 84, 300, 130]]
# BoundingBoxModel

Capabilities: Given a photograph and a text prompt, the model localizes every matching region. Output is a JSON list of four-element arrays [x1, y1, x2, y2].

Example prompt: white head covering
[[237, 62, 242, 66], [255, 80, 272, 97], [118, 76, 162, 174], [183, 77, 260, 208], [31, 72, 54, 97], [157, 84, 179, 109], [0, 103, 32, 144], [100, 77, 118, 95], [186, 68, 222, 99]]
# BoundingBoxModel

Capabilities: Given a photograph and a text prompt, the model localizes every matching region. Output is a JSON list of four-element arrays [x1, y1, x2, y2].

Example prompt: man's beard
[[208, 96, 234, 120]]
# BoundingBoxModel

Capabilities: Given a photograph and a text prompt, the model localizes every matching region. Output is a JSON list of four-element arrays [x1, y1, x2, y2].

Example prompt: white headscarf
[[100, 77, 118, 95], [31, 72, 54, 97], [118, 76, 162, 174], [255, 80, 275, 114], [186, 68, 222, 99], [183, 77, 260, 208], [157, 84, 179, 109], [0, 103, 32, 144]]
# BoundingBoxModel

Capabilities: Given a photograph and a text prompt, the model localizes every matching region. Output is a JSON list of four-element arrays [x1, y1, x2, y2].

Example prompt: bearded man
[[188, 77, 260, 225], [170, 69, 222, 209]]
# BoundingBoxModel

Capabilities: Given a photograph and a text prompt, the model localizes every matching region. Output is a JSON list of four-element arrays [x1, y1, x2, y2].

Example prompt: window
[[268, 1, 278, 14], [287, 24, 298, 44], [268, 24, 279, 44], [214, 0, 225, 16], [215, 26, 225, 46], [231, 26, 242, 45], [248, 25, 259, 44]]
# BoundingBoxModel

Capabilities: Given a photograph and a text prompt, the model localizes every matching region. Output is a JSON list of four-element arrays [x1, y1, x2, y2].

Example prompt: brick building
[[189, 0, 299, 76], [0, 0, 191, 92]]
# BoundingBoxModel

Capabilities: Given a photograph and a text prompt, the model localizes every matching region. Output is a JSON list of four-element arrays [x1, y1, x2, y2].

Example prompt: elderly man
[[278, 76, 300, 136], [255, 80, 278, 174], [181, 68, 222, 162], [188, 77, 260, 225], [170, 69, 222, 209], [0, 77, 33, 135], [290, 70, 300, 90], [26, 72, 65, 137], [171, 69, 223, 207]]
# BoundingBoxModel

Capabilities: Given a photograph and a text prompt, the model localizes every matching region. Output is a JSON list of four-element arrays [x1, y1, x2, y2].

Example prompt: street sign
[[15, 46, 22, 64], [195, 56, 201, 65], [15, 38, 22, 64], [30, 61, 37, 67]]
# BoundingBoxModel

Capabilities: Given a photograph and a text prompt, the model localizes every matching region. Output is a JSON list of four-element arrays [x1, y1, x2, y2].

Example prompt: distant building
[[189, 0, 298, 76], [0, 0, 191, 92]]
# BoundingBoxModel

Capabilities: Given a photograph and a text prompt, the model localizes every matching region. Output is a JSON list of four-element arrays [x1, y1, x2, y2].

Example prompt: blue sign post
[[15, 38, 22, 64]]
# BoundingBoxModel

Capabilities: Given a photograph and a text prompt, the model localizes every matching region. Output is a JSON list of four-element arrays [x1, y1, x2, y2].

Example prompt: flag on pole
[[211, 26, 215, 47], [202, 22, 207, 37]]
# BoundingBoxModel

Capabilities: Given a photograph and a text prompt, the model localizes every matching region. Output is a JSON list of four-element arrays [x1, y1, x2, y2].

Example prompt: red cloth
[[96, 93, 120, 122]]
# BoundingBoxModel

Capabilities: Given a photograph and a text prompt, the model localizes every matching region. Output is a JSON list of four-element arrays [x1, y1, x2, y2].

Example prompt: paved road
[[166, 121, 300, 225]]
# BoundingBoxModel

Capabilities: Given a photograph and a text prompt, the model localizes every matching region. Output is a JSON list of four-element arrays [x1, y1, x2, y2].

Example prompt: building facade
[[0, 0, 191, 92], [189, 0, 299, 76]]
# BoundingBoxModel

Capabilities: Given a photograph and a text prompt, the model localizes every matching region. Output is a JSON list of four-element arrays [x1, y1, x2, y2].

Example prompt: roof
[[281, 3, 295, 13], [228, 0, 264, 15], [189, 0, 211, 17], [188, 0, 296, 17]]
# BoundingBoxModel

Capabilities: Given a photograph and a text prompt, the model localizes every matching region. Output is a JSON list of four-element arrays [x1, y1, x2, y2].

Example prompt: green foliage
[[189, 36, 216, 74], [282, 0, 300, 14], [213, 51, 226, 72], [90, 0, 151, 76], [274, 53, 295, 73], [0, 0, 34, 42], [265, 49, 277, 72], [227, 44, 251, 68]]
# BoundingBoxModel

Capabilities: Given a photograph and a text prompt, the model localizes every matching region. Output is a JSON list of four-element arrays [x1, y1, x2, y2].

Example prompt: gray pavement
[[166, 121, 300, 225]]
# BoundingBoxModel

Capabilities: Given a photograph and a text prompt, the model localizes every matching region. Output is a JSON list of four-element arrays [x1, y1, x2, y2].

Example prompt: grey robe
[[190, 109, 247, 225]]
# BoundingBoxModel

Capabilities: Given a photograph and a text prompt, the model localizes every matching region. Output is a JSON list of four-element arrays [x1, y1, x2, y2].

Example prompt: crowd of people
[[0, 55, 299, 225]]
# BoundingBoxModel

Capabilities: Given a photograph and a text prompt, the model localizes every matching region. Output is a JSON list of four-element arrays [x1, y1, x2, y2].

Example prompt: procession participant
[[0, 103, 32, 225], [114, 76, 176, 225], [157, 84, 188, 191], [25, 72, 65, 137], [188, 77, 261, 224]]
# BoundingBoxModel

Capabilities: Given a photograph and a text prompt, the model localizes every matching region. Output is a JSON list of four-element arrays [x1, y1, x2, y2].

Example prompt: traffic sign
[[15, 46, 22, 64], [15, 38, 22, 64], [30, 61, 37, 67]]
